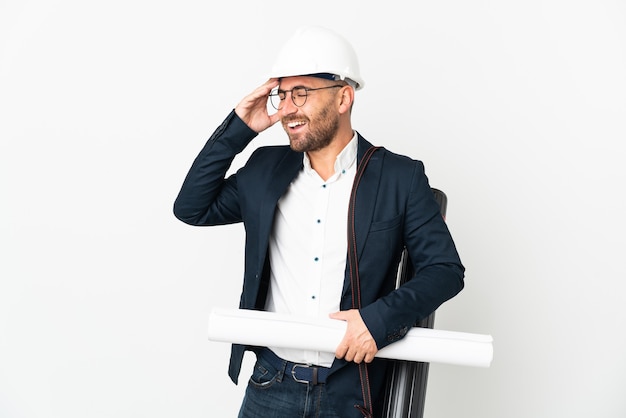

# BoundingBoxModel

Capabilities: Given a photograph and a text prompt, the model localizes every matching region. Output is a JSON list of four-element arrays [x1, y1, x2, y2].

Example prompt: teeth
[[287, 121, 306, 128]]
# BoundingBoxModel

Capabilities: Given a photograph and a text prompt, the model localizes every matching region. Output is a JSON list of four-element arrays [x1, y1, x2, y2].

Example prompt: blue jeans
[[238, 350, 342, 418]]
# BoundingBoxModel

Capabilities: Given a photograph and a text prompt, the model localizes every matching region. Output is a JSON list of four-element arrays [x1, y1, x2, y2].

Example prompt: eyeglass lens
[[269, 87, 308, 110]]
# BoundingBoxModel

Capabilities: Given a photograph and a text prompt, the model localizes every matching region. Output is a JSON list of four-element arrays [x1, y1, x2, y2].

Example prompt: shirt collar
[[302, 131, 358, 177]]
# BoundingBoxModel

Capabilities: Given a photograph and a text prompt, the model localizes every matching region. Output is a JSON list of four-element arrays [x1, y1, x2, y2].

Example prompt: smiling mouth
[[285, 120, 307, 129]]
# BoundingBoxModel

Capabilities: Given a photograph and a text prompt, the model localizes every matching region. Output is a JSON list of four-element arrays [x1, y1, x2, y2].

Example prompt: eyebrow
[[277, 85, 309, 92]]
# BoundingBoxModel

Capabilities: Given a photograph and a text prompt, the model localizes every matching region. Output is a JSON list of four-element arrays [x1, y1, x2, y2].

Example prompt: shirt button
[[314, 257, 319, 262]]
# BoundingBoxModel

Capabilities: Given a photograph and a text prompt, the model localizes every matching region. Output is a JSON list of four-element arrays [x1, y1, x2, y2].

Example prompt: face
[[277, 77, 342, 153]]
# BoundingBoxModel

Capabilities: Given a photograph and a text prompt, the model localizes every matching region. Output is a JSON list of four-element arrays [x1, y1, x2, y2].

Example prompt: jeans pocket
[[248, 359, 281, 389]]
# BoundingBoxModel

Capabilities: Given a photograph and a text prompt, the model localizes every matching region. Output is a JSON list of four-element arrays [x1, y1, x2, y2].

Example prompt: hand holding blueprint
[[208, 308, 493, 367]]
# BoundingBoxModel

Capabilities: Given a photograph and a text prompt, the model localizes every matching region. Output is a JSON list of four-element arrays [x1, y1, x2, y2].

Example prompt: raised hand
[[234, 78, 281, 133]]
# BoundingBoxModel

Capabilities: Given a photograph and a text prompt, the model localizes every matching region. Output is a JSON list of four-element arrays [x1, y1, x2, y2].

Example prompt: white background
[[1, 1, 625, 417]]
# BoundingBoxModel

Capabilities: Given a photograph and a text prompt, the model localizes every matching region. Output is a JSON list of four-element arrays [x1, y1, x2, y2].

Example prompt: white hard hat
[[270, 26, 364, 90]]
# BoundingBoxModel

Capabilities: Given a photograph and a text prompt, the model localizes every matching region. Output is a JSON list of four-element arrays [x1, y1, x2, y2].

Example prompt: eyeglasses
[[268, 85, 344, 110]]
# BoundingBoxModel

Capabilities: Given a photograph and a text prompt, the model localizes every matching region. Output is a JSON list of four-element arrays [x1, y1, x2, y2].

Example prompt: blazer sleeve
[[173, 110, 258, 226]]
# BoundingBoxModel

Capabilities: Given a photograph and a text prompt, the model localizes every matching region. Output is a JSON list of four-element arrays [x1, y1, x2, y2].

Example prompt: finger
[[353, 350, 365, 364], [363, 345, 377, 363], [344, 347, 355, 363], [268, 112, 280, 126], [335, 341, 348, 360], [241, 81, 275, 107], [348, 343, 364, 363], [328, 311, 346, 320], [255, 78, 279, 98]]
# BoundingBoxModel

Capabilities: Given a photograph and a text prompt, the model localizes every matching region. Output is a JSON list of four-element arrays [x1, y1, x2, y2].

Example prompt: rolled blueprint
[[208, 308, 493, 368]]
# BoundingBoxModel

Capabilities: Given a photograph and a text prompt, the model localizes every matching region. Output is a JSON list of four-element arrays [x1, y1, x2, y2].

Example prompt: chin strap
[[347, 145, 380, 418]]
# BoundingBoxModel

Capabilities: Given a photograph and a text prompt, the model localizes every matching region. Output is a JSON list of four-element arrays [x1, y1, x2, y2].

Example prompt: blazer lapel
[[341, 136, 383, 305], [353, 135, 383, 259], [257, 149, 303, 266]]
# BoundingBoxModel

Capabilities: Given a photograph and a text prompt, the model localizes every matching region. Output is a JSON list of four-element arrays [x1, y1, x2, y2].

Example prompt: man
[[174, 26, 464, 418]]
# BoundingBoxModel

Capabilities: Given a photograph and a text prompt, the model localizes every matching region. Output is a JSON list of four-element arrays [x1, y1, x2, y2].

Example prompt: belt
[[257, 348, 330, 385]]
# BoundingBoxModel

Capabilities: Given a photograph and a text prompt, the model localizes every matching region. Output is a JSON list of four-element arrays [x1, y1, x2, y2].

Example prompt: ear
[[337, 85, 354, 114]]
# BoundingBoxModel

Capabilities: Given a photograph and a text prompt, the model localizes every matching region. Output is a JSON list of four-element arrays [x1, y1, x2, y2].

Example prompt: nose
[[279, 93, 298, 115]]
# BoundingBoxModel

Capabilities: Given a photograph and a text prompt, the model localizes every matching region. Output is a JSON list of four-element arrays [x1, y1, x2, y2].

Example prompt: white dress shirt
[[265, 132, 358, 366]]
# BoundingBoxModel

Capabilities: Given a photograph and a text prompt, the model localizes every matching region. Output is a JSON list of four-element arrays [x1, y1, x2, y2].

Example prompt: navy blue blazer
[[174, 111, 464, 417]]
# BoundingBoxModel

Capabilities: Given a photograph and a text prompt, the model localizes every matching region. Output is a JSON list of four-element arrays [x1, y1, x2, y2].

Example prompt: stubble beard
[[285, 106, 340, 153]]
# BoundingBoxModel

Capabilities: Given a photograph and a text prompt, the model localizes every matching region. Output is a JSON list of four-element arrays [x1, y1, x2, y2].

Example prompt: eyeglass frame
[[268, 84, 344, 110]]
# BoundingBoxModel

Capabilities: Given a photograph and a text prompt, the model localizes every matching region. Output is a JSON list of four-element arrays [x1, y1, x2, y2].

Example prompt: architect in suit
[[173, 26, 464, 418]]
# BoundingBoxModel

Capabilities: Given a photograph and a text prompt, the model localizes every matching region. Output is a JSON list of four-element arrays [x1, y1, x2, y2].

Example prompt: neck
[[308, 128, 354, 181]]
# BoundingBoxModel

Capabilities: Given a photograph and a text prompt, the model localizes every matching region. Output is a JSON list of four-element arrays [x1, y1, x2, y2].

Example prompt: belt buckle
[[291, 364, 318, 385]]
